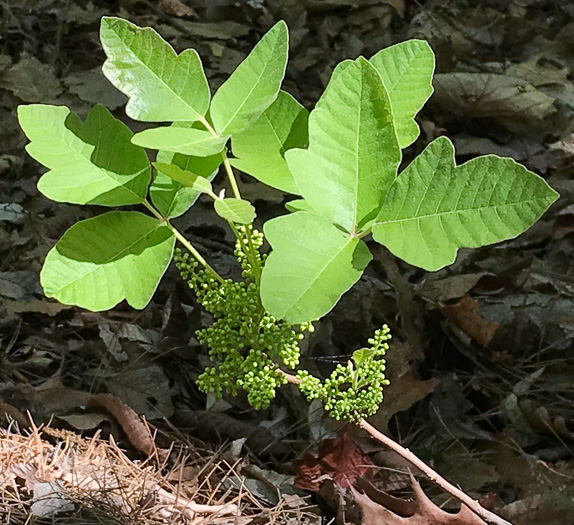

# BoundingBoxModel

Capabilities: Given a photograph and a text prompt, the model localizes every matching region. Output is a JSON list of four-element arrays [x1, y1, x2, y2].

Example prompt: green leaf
[[132, 127, 228, 156], [369, 40, 435, 149], [151, 150, 221, 219], [210, 21, 288, 135], [18, 104, 150, 206], [352, 347, 376, 367], [41, 211, 175, 311], [153, 162, 213, 194], [261, 212, 372, 323], [230, 91, 308, 194], [317, 60, 352, 104], [214, 198, 256, 224], [285, 199, 313, 213], [372, 137, 559, 271], [100, 16, 210, 122], [286, 57, 401, 233]]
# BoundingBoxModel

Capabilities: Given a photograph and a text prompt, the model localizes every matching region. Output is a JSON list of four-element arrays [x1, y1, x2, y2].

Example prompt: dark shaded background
[[1, 1, 574, 523]]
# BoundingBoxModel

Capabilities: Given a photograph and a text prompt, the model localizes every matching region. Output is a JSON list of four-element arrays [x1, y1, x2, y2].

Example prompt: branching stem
[[220, 153, 263, 285], [143, 200, 224, 284], [280, 372, 512, 525], [196, 116, 262, 283]]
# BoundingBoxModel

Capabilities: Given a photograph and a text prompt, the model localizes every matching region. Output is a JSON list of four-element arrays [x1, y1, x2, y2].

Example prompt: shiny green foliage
[[100, 16, 210, 122], [41, 212, 174, 310], [210, 21, 288, 135], [261, 57, 400, 323], [286, 57, 401, 231], [151, 149, 221, 219], [230, 90, 308, 194], [18, 104, 150, 206], [174, 227, 313, 409], [372, 137, 559, 270], [153, 162, 214, 195], [369, 40, 435, 148], [297, 325, 391, 423], [214, 198, 256, 224], [132, 127, 228, 156], [261, 212, 371, 323]]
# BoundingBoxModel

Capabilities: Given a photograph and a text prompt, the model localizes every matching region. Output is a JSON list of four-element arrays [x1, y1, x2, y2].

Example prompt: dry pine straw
[[0, 419, 285, 524]]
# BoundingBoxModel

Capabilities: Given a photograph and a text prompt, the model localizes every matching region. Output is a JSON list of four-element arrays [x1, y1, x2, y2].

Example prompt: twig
[[281, 372, 513, 525]]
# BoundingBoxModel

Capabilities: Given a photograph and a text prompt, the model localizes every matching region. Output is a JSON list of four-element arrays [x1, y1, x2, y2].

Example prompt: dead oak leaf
[[354, 475, 488, 525]]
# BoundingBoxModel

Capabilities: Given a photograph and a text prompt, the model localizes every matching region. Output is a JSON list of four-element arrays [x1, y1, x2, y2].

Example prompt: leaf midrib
[[216, 32, 284, 134], [283, 235, 355, 320], [376, 197, 550, 225]]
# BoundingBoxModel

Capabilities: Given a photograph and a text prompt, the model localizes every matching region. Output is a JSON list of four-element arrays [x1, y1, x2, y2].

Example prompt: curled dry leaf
[[88, 393, 169, 460], [353, 474, 489, 524], [294, 432, 374, 491]]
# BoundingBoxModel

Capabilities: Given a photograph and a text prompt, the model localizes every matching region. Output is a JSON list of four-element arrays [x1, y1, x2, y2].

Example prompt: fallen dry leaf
[[432, 72, 555, 122], [368, 370, 439, 432], [88, 393, 169, 460], [354, 474, 488, 524], [443, 295, 498, 346], [294, 432, 374, 491], [159, 0, 196, 17]]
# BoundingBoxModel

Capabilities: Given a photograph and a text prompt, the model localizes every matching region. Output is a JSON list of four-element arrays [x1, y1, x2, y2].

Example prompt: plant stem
[[358, 420, 513, 525], [196, 117, 262, 293], [219, 154, 263, 283], [196, 114, 242, 200], [221, 153, 242, 200], [280, 372, 512, 525], [198, 115, 218, 136], [143, 201, 224, 284]]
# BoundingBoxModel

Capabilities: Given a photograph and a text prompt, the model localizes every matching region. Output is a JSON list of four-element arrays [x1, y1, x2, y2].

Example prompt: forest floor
[[1, 1, 574, 524]]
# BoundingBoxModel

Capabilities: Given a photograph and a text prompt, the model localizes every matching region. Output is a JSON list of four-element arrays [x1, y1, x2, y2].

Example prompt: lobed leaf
[[132, 127, 228, 156], [372, 137, 559, 271], [100, 16, 210, 122], [369, 40, 435, 148], [210, 21, 288, 135], [261, 212, 372, 323], [230, 90, 308, 194], [214, 198, 256, 224], [18, 104, 150, 206], [41, 211, 175, 311], [286, 57, 401, 233], [150, 150, 220, 219]]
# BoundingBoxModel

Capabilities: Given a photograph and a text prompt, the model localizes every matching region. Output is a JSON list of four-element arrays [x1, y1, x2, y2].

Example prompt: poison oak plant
[[18, 17, 556, 524]]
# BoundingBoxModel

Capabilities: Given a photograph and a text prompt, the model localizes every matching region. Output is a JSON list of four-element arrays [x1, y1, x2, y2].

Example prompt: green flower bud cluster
[[296, 325, 391, 423], [234, 225, 265, 275], [174, 226, 313, 409]]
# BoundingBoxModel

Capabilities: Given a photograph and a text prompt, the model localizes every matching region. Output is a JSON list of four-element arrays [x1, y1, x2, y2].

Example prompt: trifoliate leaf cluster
[[296, 325, 391, 423], [174, 226, 313, 410]]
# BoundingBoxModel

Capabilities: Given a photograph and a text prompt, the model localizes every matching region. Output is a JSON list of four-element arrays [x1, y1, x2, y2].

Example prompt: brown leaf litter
[[354, 474, 489, 525], [294, 432, 375, 491], [0, 418, 284, 524]]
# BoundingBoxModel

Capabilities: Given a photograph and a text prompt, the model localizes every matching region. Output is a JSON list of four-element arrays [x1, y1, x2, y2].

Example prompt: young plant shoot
[[18, 17, 557, 525]]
